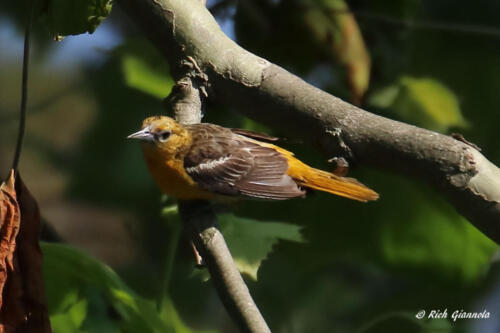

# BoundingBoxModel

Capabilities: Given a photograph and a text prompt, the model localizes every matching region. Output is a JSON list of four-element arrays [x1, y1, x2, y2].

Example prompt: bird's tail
[[261, 142, 379, 202], [290, 161, 379, 202]]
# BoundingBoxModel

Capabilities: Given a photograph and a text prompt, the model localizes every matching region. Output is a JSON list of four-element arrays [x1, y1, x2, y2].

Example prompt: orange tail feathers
[[289, 161, 379, 202]]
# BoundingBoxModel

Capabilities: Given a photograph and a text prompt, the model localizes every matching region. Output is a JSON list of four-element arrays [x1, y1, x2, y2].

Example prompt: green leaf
[[379, 195, 497, 283], [367, 84, 400, 109], [42, 0, 112, 39], [49, 298, 88, 333], [122, 54, 174, 99], [218, 214, 304, 280], [371, 76, 468, 131], [42, 242, 201, 333]]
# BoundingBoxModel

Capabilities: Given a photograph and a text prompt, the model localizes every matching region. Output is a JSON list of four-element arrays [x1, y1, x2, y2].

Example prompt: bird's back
[[184, 123, 306, 200]]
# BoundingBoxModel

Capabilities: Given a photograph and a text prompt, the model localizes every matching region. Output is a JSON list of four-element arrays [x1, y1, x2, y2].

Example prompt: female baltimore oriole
[[128, 116, 378, 202]]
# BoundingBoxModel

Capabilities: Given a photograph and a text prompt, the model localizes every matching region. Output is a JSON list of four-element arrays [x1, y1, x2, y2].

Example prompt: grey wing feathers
[[184, 124, 305, 200]]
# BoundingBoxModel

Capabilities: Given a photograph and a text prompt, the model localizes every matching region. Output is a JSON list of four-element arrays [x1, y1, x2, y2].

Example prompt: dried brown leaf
[[334, 11, 371, 105], [0, 170, 51, 333], [0, 170, 22, 333], [0, 171, 20, 307], [15, 174, 52, 332]]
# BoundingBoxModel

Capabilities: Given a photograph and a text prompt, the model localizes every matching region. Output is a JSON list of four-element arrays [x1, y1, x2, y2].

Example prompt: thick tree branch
[[117, 0, 500, 243], [168, 77, 270, 332]]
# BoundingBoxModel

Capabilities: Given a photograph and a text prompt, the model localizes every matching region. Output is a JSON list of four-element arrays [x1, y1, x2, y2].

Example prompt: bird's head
[[128, 116, 190, 156]]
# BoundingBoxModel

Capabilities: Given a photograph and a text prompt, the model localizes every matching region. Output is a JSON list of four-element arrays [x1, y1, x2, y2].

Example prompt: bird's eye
[[157, 131, 171, 142]]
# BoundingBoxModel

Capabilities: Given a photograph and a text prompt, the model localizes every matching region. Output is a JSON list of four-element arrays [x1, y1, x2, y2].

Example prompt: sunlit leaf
[[49, 298, 88, 332], [367, 84, 400, 109], [42, 242, 202, 333], [218, 214, 304, 280], [400, 76, 467, 129], [122, 54, 174, 99], [371, 76, 468, 131], [42, 0, 112, 39]]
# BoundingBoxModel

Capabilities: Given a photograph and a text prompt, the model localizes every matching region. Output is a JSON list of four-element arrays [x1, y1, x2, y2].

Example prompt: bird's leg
[[328, 156, 350, 176], [326, 128, 354, 176], [190, 240, 204, 267]]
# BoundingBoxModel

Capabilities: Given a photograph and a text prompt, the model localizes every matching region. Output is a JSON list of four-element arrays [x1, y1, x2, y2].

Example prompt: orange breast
[[144, 154, 215, 200]]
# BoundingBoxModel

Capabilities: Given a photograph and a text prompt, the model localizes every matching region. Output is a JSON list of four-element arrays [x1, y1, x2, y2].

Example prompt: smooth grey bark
[[118, 0, 500, 239], [178, 200, 270, 333]]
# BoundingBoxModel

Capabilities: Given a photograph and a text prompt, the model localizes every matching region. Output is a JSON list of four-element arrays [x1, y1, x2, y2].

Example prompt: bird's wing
[[184, 124, 305, 200], [229, 128, 280, 142]]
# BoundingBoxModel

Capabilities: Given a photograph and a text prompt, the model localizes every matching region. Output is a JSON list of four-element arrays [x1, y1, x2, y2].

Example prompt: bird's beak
[[127, 127, 154, 141]]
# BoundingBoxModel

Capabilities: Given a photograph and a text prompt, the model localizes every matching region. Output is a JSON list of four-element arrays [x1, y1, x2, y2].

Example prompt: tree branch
[[166, 76, 270, 332], [179, 201, 270, 333], [118, 0, 500, 243]]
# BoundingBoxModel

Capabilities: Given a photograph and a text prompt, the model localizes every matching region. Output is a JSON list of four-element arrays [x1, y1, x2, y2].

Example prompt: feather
[[230, 128, 279, 142], [184, 124, 305, 200]]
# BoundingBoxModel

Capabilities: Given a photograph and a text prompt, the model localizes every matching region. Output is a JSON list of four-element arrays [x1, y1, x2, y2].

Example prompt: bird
[[128, 116, 379, 202]]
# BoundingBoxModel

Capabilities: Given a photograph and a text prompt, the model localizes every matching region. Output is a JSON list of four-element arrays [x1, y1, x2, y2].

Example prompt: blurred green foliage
[[122, 54, 174, 99], [2, 0, 500, 332], [234, 0, 372, 103], [369, 76, 468, 131], [43, 242, 213, 333], [219, 213, 304, 280]]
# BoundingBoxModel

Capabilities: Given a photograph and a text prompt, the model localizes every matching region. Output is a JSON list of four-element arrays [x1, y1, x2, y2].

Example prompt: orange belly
[[144, 155, 215, 200]]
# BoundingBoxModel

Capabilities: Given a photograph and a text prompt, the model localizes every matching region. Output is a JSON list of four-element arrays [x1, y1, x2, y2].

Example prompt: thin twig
[[12, 2, 34, 172]]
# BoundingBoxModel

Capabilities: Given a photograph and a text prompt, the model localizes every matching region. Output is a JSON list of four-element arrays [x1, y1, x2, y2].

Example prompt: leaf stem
[[12, 1, 34, 172]]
